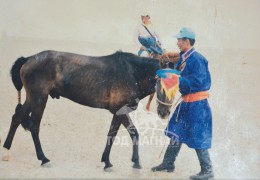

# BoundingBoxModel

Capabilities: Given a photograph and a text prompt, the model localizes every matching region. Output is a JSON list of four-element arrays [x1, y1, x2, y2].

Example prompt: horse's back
[[21, 50, 118, 78]]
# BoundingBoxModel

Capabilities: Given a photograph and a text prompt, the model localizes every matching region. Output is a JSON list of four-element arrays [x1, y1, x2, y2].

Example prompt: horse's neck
[[136, 61, 159, 99]]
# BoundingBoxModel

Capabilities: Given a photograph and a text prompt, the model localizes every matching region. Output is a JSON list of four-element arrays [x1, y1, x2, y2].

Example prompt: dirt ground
[[0, 1, 259, 179]]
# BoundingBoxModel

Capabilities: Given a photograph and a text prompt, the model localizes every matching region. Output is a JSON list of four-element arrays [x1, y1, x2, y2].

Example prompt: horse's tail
[[10, 57, 29, 105]]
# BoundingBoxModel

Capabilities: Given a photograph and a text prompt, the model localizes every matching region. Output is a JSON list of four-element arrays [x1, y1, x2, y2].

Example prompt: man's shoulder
[[186, 51, 208, 68], [192, 51, 208, 63]]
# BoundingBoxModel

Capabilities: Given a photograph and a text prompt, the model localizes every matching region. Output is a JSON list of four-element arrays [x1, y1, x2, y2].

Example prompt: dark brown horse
[[2, 50, 173, 169]]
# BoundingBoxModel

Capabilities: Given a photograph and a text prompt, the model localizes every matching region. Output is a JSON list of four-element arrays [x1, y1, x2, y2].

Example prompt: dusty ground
[[0, 35, 259, 179]]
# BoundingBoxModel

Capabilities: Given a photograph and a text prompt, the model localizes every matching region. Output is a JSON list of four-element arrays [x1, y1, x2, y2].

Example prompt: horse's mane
[[113, 51, 159, 68], [32, 50, 160, 70]]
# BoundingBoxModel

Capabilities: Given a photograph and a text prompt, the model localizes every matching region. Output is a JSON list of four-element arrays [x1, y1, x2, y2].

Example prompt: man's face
[[177, 38, 190, 52]]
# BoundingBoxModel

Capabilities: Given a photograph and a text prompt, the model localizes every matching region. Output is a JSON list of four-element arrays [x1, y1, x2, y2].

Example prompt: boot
[[151, 139, 181, 172], [190, 149, 214, 180]]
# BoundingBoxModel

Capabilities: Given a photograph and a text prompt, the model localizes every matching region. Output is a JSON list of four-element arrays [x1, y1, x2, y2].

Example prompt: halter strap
[[156, 97, 173, 106], [156, 96, 182, 109]]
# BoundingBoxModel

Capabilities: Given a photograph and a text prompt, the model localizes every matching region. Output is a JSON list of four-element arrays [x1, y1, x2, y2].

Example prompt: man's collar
[[181, 47, 195, 58]]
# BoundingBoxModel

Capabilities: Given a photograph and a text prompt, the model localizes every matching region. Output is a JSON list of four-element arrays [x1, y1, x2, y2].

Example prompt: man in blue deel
[[151, 27, 214, 180]]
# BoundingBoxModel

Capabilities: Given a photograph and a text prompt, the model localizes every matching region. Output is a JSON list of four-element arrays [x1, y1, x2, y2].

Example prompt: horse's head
[[155, 76, 174, 119], [155, 63, 180, 119]]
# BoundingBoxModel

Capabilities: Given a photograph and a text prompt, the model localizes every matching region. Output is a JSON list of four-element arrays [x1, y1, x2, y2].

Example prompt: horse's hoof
[[104, 167, 113, 172], [41, 161, 52, 168], [133, 162, 142, 169], [41, 158, 51, 167], [2, 148, 10, 161], [104, 162, 113, 170], [2, 154, 10, 161]]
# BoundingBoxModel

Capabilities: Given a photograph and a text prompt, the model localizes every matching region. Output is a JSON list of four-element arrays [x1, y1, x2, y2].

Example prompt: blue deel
[[165, 49, 212, 149]]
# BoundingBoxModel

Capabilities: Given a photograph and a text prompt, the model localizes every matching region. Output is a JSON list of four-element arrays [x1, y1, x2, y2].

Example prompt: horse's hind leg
[[30, 95, 50, 166], [101, 115, 122, 169], [2, 100, 31, 161], [121, 114, 141, 169]]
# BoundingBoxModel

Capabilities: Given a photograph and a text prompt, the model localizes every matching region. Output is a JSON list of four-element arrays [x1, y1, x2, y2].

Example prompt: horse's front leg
[[101, 115, 121, 169], [121, 114, 141, 169]]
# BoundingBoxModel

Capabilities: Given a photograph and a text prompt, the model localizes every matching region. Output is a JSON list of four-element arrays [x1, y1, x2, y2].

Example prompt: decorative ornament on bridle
[[155, 69, 180, 106]]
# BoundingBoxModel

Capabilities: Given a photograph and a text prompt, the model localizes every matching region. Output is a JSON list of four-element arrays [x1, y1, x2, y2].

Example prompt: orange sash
[[182, 91, 209, 102]]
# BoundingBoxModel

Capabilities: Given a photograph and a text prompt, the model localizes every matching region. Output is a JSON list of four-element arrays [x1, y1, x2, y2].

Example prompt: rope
[[175, 100, 182, 123], [158, 114, 171, 159], [158, 95, 182, 159]]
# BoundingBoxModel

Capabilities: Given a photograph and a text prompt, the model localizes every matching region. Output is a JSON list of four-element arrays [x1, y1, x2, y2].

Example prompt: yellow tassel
[[161, 80, 179, 100]]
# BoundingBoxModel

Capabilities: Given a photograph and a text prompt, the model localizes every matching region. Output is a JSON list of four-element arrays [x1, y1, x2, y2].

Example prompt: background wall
[[1, 0, 259, 52]]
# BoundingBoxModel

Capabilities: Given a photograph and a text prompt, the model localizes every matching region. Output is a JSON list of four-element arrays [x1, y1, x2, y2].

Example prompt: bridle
[[155, 78, 182, 108], [155, 80, 174, 107], [156, 97, 173, 106], [156, 93, 183, 110], [154, 59, 178, 107]]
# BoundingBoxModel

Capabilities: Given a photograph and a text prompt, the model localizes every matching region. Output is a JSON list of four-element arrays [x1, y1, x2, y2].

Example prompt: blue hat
[[174, 27, 196, 39]]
